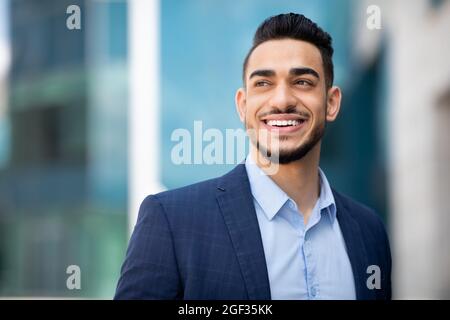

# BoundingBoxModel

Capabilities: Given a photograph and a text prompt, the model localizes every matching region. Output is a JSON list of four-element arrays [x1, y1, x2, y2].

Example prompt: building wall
[[352, 0, 450, 299], [386, 0, 450, 299]]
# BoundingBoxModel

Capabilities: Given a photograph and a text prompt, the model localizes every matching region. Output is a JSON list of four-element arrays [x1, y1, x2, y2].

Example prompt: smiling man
[[115, 13, 392, 300]]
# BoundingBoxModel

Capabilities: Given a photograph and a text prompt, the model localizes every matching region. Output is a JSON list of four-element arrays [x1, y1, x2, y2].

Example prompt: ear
[[235, 87, 246, 122], [326, 86, 342, 122]]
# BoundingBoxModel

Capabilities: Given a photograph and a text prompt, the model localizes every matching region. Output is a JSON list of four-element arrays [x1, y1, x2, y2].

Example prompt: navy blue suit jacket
[[115, 164, 392, 300]]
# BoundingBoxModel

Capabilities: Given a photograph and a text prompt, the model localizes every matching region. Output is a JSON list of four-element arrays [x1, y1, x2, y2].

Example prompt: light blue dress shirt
[[245, 155, 356, 300]]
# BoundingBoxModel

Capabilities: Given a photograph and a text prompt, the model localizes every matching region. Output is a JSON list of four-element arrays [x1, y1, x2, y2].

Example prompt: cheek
[[301, 93, 326, 118], [245, 95, 266, 121]]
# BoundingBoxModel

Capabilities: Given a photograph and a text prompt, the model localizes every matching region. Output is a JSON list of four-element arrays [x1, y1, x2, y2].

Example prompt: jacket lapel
[[333, 190, 376, 300], [216, 164, 271, 300]]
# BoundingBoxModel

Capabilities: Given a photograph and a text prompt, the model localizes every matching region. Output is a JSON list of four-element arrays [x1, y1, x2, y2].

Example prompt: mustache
[[257, 106, 310, 119]]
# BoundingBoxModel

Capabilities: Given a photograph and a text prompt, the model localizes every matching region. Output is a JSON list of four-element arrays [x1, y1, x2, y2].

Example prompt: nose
[[268, 83, 297, 111]]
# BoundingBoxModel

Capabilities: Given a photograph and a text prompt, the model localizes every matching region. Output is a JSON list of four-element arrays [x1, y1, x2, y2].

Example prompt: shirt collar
[[245, 154, 336, 223], [318, 167, 337, 224], [245, 154, 289, 221]]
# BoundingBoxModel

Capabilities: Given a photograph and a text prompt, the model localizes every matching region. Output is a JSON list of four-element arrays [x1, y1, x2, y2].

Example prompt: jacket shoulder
[[151, 175, 220, 204], [146, 164, 247, 208], [137, 175, 225, 228]]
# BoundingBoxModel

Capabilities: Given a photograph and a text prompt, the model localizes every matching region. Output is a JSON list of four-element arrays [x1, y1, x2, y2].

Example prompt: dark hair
[[243, 13, 334, 88]]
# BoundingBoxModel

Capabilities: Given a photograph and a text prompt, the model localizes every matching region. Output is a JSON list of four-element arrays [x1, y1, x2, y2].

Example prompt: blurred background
[[0, 0, 448, 299]]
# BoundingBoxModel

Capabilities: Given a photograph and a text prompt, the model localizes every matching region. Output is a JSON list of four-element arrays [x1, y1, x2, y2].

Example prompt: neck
[[251, 143, 321, 225]]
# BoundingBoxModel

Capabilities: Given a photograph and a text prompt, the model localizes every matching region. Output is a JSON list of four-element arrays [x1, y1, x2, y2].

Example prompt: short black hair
[[243, 13, 334, 88]]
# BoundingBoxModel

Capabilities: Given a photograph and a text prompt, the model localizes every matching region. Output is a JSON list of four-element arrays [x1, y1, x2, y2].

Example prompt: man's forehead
[[247, 39, 323, 77]]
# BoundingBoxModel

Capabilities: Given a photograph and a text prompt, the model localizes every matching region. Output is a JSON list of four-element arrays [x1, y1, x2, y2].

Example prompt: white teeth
[[266, 119, 300, 127]]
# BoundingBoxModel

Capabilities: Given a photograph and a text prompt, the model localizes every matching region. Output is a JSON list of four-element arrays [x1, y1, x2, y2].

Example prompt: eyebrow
[[289, 67, 320, 79], [249, 69, 275, 79], [248, 67, 320, 80]]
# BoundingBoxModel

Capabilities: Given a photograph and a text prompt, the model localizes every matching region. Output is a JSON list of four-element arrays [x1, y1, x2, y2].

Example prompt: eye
[[294, 79, 312, 86], [255, 80, 270, 87]]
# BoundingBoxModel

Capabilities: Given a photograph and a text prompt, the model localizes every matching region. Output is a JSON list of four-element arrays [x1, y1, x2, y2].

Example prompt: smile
[[264, 119, 305, 127], [260, 114, 309, 133]]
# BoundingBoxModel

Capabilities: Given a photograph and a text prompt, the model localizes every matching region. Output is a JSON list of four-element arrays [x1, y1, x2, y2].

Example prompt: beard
[[254, 119, 326, 165]]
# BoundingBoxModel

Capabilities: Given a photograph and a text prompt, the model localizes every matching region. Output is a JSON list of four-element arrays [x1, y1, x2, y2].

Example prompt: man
[[115, 13, 391, 300]]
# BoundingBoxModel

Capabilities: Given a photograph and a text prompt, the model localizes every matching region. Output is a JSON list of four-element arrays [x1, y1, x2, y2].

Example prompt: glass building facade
[[0, 0, 128, 297]]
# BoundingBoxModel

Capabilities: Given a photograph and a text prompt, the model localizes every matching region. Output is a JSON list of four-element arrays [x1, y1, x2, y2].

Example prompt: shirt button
[[311, 287, 317, 297], [289, 202, 295, 209]]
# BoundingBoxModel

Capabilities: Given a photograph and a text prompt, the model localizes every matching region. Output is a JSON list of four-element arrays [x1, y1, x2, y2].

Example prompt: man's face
[[236, 39, 341, 164]]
